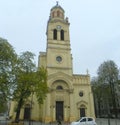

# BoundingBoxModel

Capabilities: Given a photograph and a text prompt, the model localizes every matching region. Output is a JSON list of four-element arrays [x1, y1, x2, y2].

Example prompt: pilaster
[[44, 93, 51, 123], [69, 93, 75, 122]]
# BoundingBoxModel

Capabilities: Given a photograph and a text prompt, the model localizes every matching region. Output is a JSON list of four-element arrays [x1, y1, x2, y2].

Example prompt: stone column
[[57, 30, 60, 40], [64, 106, 67, 121], [45, 93, 51, 123], [53, 106, 55, 121]]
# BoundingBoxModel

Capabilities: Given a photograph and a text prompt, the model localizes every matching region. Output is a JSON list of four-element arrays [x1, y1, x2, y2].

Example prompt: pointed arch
[[77, 100, 88, 109]]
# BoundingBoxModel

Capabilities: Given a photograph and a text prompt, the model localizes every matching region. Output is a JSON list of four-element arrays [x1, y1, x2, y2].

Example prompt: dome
[[51, 2, 64, 12], [50, 2, 65, 20]]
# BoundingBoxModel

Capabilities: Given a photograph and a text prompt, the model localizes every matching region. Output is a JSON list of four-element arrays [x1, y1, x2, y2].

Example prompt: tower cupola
[[50, 2, 65, 21], [46, 2, 69, 37]]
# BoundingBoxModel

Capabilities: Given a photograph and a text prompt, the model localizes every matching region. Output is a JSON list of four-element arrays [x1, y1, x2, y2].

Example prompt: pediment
[[77, 100, 88, 108]]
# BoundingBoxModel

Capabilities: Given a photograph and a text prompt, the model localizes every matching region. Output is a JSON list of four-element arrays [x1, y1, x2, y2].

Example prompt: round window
[[79, 91, 83, 97], [56, 56, 62, 62]]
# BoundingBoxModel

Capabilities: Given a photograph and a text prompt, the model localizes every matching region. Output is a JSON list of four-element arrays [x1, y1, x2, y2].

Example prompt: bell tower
[[46, 2, 73, 75]]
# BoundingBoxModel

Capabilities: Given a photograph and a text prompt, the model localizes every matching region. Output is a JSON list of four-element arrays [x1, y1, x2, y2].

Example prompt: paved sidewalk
[[1, 119, 120, 125]]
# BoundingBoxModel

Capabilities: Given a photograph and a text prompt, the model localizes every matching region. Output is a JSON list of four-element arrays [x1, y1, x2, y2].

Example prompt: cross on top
[[56, 1, 59, 6]]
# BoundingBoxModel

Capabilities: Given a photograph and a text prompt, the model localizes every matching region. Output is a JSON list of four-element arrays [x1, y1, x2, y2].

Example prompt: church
[[9, 3, 95, 123]]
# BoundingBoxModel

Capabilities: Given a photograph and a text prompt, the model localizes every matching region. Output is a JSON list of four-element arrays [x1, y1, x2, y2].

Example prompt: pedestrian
[[57, 116, 62, 125]]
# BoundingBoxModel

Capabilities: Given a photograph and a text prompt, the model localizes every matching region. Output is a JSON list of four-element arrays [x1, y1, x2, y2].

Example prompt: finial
[[56, 1, 59, 6]]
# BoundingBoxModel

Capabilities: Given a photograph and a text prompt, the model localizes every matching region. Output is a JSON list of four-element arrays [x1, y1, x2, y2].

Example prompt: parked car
[[70, 117, 97, 125]]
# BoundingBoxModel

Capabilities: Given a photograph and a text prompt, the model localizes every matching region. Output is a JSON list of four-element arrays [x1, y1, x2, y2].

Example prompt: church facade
[[37, 3, 95, 122], [9, 3, 95, 123]]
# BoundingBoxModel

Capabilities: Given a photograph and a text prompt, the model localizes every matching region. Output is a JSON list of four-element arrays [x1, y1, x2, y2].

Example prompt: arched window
[[60, 30, 64, 40], [24, 104, 31, 120], [61, 13, 64, 18], [80, 107, 86, 117], [53, 29, 57, 40], [57, 11, 60, 17], [52, 11, 55, 18], [56, 85, 63, 90]]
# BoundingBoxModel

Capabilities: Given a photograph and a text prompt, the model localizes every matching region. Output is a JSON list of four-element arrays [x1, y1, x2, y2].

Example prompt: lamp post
[[106, 97, 110, 125]]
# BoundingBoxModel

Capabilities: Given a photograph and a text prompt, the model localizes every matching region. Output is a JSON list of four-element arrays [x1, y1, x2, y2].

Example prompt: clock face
[[56, 56, 62, 62], [56, 25, 61, 30]]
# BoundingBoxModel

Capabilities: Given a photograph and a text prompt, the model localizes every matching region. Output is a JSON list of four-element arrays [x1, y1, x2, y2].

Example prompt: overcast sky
[[0, 0, 120, 77]]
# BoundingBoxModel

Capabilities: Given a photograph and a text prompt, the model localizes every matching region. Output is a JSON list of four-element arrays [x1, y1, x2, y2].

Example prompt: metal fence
[[96, 118, 120, 125]]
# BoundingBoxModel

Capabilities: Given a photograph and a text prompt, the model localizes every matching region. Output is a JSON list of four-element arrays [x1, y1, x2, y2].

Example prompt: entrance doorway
[[80, 108, 85, 117], [24, 107, 30, 120], [56, 101, 64, 121]]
